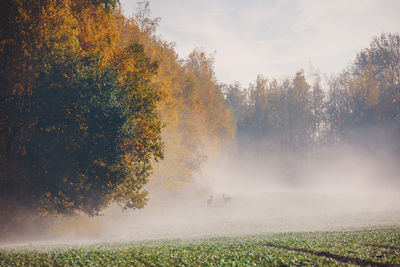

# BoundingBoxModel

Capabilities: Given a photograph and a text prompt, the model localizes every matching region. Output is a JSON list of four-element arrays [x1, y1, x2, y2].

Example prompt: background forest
[[224, 33, 400, 183], [0, 0, 399, 238]]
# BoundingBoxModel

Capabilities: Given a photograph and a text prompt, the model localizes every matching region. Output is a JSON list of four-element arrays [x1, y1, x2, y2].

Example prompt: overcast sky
[[121, 0, 400, 86]]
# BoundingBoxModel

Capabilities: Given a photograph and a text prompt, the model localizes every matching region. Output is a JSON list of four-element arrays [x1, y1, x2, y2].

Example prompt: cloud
[[120, 0, 400, 86]]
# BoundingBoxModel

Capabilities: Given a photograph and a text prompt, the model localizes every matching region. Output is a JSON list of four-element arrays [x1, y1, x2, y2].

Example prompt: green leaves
[[25, 54, 126, 216]]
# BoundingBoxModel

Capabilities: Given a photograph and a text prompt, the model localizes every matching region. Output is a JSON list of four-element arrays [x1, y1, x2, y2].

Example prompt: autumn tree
[[0, 0, 163, 235], [325, 33, 400, 154], [112, 2, 236, 190]]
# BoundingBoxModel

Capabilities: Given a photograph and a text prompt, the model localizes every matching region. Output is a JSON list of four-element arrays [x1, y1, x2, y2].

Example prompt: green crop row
[[1, 228, 399, 266]]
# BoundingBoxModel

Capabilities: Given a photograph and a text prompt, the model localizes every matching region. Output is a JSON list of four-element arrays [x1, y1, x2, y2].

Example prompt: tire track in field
[[264, 243, 393, 266]]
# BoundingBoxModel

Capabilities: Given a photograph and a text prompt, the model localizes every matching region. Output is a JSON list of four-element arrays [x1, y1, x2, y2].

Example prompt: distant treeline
[[224, 33, 400, 159]]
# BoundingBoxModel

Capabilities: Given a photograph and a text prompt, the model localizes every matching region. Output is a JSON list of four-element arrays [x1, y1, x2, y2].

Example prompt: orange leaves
[[349, 64, 380, 109], [37, 0, 80, 55], [74, 4, 118, 65]]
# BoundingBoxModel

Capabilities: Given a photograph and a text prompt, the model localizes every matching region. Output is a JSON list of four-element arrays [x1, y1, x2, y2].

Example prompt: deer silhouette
[[207, 195, 213, 206], [222, 194, 231, 204]]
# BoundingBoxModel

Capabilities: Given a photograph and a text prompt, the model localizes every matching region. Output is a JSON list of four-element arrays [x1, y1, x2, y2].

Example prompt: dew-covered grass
[[1, 227, 399, 266]]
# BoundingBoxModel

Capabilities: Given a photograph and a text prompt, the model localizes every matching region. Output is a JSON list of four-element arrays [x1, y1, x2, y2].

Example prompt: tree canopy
[[0, 0, 163, 230]]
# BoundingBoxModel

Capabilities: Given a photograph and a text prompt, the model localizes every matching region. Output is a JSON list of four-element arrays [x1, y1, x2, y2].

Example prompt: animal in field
[[222, 194, 231, 204], [207, 195, 213, 206]]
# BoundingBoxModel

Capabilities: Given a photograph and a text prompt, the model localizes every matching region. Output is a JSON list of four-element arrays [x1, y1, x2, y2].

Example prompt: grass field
[[1, 227, 399, 266]]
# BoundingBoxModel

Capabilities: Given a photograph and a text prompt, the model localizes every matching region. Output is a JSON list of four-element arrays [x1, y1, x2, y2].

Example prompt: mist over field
[[4, 137, 399, 247], [97, 142, 400, 239]]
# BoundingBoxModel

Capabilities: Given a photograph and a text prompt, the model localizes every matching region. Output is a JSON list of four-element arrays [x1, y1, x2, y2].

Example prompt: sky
[[121, 0, 400, 86]]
